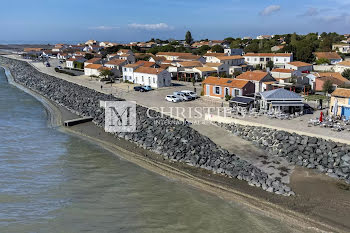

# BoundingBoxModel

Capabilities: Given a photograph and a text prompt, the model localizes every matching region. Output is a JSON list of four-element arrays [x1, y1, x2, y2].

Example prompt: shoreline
[[1, 65, 345, 232]]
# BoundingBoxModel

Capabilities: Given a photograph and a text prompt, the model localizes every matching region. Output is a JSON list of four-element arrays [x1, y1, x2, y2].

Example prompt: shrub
[[225, 94, 232, 101]]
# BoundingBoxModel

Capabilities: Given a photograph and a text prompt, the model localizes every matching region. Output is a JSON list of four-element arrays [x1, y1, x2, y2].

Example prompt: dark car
[[46, 63, 51, 67], [133, 86, 147, 92]]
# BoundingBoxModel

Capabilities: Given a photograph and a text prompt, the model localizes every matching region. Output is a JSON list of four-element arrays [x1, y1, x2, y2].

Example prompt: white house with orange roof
[[123, 66, 171, 88], [244, 53, 293, 68], [285, 61, 313, 75], [335, 61, 350, 73], [84, 64, 113, 76], [236, 71, 276, 93]]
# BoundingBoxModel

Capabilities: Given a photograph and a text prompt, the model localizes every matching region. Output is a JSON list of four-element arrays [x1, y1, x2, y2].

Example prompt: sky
[[0, 0, 349, 44]]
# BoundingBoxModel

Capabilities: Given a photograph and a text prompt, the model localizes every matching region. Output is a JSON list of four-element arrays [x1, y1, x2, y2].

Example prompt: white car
[[173, 91, 192, 101], [165, 95, 182, 103], [181, 90, 198, 99]]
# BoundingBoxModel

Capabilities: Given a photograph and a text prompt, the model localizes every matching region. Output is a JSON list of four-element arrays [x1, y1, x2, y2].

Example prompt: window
[[266, 58, 270, 61], [153, 77, 155, 83], [260, 58, 264, 62], [284, 58, 286, 62], [214, 86, 220, 95], [234, 89, 239, 96], [142, 76, 144, 82], [254, 58, 257, 61], [247, 58, 250, 61]]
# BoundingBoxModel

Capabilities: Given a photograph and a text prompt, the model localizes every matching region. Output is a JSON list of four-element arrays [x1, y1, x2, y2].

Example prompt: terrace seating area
[[308, 115, 350, 131]]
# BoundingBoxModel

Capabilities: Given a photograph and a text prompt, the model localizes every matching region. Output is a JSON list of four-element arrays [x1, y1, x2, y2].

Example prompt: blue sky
[[0, 0, 349, 43]]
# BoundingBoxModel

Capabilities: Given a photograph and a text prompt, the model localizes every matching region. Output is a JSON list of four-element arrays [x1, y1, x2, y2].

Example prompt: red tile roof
[[314, 52, 342, 60], [202, 77, 250, 88], [236, 71, 269, 81], [134, 67, 164, 74]]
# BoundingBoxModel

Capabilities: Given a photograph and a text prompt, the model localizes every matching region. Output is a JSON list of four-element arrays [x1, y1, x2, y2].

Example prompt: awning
[[270, 101, 304, 107], [230, 96, 255, 105]]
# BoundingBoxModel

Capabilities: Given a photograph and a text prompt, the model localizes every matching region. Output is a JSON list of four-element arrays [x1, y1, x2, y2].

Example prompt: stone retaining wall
[[0, 56, 293, 196], [216, 122, 350, 184]]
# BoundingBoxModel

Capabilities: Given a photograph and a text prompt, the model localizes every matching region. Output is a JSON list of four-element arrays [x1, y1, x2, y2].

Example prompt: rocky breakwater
[[216, 122, 350, 184], [0, 56, 294, 196]]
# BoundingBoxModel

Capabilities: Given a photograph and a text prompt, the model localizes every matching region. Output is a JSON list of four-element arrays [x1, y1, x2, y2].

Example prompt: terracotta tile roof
[[316, 72, 348, 82], [118, 49, 131, 53], [318, 76, 347, 86], [217, 55, 244, 60], [159, 64, 171, 69], [151, 56, 166, 61], [236, 71, 269, 81], [204, 62, 223, 67], [194, 67, 217, 72], [23, 48, 43, 52], [85, 64, 103, 69], [67, 58, 76, 61], [124, 63, 142, 68], [337, 61, 350, 66], [287, 61, 312, 67], [332, 88, 350, 98], [134, 60, 156, 67], [203, 53, 227, 57], [134, 67, 164, 75], [271, 68, 294, 73], [178, 61, 203, 67], [244, 53, 292, 57], [202, 77, 250, 88], [263, 81, 276, 84], [314, 52, 342, 60], [156, 52, 192, 57], [85, 58, 101, 64], [177, 54, 202, 60], [106, 59, 126, 66]]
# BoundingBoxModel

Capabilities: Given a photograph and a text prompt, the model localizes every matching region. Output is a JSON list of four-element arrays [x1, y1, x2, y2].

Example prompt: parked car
[[165, 95, 182, 103], [46, 63, 51, 67], [181, 90, 198, 99], [173, 91, 193, 101], [134, 86, 147, 92], [143, 85, 152, 91], [56, 66, 63, 70]]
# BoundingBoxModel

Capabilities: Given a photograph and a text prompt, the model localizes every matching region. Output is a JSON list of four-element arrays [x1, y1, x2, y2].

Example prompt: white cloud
[[260, 5, 281, 16], [128, 23, 171, 30], [300, 7, 319, 17], [89, 26, 120, 30]]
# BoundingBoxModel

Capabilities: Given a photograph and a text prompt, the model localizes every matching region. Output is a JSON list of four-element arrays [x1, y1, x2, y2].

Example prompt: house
[[123, 67, 171, 88], [119, 53, 136, 63], [285, 61, 313, 76], [332, 44, 350, 54], [23, 48, 43, 52], [193, 67, 218, 79], [155, 52, 205, 63], [329, 88, 350, 119], [256, 35, 273, 40], [149, 56, 166, 64], [236, 71, 276, 93], [203, 63, 229, 75], [84, 58, 102, 67], [202, 77, 255, 98], [57, 53, 68, 60], [117, 49, 134, 56], [244, 53, 293, 68], [177, 61, 203, 68], [66, 57, 87, 69], [335, 61, 350, 73], [224, 48, 243, 56], [270, 69, 298, 83], [104, 59, 128, 77], [52, 44, 67, 52], [203, 53, 227, 63], [271, 45, 284, 52], [85, 40, 98, 45], [314, 52, 343, 64], [256, 88, 304, 114], [315, 75, 350, 92], [84, 64, 113, 76]]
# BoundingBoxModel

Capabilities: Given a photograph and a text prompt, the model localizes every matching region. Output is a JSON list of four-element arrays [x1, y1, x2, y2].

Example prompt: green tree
[[316, 58, 330, 65], [84, 53, 94, 60], [322, 80, 333, 94], [342, 69, 350, 80], [185, 31, 193, 45], [266, 61, 274, 70], [99, 69, 114, 82], [211, 45, 224, 53]]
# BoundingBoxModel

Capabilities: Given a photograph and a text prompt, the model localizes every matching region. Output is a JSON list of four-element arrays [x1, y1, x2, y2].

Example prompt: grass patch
[[304, 94, 329, 101]]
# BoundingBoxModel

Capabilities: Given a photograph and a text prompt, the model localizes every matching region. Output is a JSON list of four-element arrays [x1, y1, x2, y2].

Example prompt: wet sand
[[4, 65, 350, 233]]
